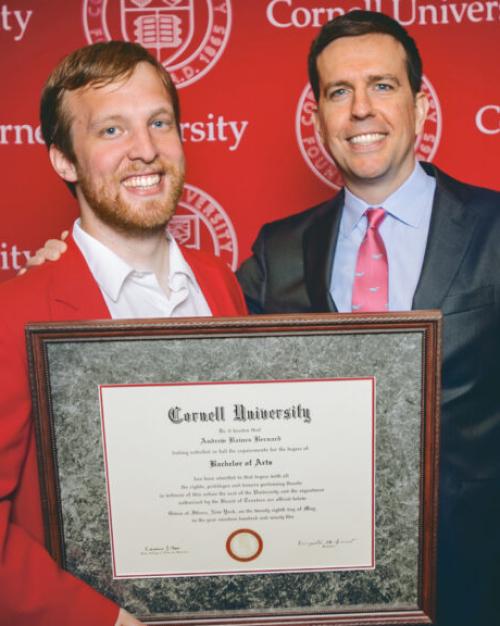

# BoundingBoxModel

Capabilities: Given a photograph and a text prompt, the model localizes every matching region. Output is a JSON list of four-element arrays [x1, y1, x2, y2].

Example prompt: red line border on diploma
[[98, 377, 376, 579]]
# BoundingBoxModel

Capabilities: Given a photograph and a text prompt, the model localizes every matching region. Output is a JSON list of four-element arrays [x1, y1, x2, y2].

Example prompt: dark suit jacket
[[237, 163, 500, 626], [0, 237, 247, 626]]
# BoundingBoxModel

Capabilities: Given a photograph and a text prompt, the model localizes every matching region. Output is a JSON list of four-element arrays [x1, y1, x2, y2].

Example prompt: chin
[[111, 216, 171, 238], [354, 155, 395, 176], [90, 197, 176, 237]]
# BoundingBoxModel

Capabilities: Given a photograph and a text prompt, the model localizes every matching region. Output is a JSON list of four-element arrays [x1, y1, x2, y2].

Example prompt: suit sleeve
[[0, 300, 119, 626], [236, 226, 268, 314]]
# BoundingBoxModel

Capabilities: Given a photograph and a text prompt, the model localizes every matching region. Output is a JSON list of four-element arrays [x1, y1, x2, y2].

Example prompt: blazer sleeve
[[236, 226, 268, 314], [0, 287, 119, 626]]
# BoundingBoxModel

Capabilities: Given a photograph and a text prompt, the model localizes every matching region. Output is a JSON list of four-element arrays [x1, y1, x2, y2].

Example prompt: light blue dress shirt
[[330, 163, 436, 312]]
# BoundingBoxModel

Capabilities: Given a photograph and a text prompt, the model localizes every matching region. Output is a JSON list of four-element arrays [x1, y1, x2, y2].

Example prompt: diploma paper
[[99, 378, 374, 578]]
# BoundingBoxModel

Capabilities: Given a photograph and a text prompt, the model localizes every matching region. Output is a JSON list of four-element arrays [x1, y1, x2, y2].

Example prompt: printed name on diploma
[[167, 403, 312, 424]]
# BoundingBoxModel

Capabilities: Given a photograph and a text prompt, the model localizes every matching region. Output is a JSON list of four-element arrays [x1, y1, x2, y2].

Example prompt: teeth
[[349, 133, 385, 145], [123, 174, 161, 189]]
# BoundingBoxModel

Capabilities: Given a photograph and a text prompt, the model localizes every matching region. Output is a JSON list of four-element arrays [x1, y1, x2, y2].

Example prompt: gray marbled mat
[[45, 331, 423, 618]]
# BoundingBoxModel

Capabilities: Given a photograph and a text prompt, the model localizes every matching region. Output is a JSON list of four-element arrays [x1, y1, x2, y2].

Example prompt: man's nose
[[351, 88, 374, 119], [127, 127, 158, 162]]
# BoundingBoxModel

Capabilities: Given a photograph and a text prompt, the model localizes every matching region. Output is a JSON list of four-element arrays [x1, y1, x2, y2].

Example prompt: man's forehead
[[62, 67, 173, 120], [317, 33, 407, 75]]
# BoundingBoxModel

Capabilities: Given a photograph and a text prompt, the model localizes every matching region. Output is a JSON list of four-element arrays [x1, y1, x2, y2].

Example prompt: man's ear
[[49, 144, 78, 183], [414, 91, 429, 136]]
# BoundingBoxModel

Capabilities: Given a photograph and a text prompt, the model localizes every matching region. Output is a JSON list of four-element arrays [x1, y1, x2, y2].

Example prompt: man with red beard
[[0, 42, 246, 626]]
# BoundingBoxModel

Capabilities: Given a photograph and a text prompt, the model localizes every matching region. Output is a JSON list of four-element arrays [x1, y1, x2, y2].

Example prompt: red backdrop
[[1, 0, 498, 280]]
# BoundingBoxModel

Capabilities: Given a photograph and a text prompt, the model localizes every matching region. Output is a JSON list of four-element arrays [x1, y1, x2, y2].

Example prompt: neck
[[79, 211, 171, 293], [345, 161, 417, 205]]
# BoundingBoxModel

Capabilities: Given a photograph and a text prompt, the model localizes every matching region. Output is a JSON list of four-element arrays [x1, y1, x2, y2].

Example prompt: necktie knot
[[366, 207, 386, 230]]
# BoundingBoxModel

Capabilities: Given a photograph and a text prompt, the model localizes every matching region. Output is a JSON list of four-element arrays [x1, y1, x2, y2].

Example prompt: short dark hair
[[308, 10, 423, 101], [40, 41, 180, 192]]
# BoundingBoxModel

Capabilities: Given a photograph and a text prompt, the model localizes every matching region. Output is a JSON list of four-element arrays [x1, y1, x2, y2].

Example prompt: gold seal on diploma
[[226, 529, 263, 562]]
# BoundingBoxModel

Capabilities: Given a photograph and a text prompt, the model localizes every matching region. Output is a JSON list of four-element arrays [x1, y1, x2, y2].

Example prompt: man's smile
[[122, 172, 163, 193], [347, 132, 387, 145]]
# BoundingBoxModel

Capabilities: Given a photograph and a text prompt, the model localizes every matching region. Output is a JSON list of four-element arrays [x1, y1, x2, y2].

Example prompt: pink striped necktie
[[351, 208, 388, 312]]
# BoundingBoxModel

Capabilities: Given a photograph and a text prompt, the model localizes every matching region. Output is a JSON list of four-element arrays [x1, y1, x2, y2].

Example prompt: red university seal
[[83, 0, 232, 88], [168, 183, 238, 270]]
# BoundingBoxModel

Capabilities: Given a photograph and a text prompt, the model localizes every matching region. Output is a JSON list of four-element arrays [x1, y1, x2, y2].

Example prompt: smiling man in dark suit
[[237, 10, 500, 626]]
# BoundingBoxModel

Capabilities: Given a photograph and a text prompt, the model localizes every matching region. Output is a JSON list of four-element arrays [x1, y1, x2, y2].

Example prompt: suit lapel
[[413, 166, 479, 310], [49, 238, 111, 320], [303, 192, 344, 312]]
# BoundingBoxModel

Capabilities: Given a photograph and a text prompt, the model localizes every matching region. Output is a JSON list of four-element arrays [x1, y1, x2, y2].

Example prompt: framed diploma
[[27, 312, 441, 625]]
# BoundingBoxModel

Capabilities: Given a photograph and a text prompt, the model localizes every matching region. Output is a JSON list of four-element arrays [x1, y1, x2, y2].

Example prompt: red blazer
[[0, 237, 247, 626]]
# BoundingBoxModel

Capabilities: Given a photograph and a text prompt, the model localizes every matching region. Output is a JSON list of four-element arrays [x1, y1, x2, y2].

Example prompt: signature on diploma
[[297, 538, 357, 549], [141, 545, 189, 556]]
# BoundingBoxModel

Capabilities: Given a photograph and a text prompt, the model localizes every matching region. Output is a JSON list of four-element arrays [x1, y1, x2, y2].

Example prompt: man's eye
[[327, 88, 348, 99], [375, 83, 393, 91], [152, 119, 170, 129], [102, 127, 118, 136]]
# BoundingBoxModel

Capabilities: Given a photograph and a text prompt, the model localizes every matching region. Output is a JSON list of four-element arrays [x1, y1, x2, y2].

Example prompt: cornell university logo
[[168, 184, 238, 270], [83, 0, 232, 88], [296, 76, 442, 190]]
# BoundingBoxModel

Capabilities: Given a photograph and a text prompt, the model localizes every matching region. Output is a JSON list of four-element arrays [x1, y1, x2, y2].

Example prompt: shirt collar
[[72, 220, 199, 302], [342, 162, 436, 235], [167, 233, 204, 295]]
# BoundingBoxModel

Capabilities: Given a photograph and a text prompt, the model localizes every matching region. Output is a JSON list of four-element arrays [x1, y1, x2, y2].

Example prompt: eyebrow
[[147, 106, 174, 120], [89, 106, 174, 130], [89, 114, 125, 130], [323, 73, 401, 92], [367, 74, 401, 85]]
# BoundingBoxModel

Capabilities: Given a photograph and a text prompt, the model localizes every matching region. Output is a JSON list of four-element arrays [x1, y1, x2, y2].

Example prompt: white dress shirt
[[73, 220, 211, 319], [330, 163, 436, 312]]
